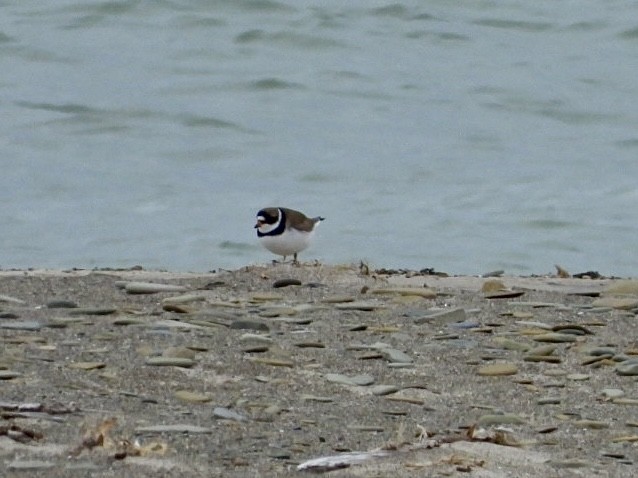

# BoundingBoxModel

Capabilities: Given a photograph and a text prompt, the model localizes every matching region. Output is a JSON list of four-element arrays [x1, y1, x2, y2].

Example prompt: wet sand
[[1, 264, 637, 477]]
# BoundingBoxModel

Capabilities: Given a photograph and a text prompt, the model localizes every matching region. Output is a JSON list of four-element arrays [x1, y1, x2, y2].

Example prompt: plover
[[255, 207, 324, 263]]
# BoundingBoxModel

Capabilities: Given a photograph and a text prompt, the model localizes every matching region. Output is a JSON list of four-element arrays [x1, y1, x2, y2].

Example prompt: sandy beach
[[1, 264, 638, 477]]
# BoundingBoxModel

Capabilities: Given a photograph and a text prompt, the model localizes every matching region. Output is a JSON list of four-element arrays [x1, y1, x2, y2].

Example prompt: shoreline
[[1, 264, 637, 477]]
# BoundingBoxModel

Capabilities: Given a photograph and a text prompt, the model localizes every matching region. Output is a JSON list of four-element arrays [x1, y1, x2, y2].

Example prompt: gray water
[[2, 1, 638, 276]]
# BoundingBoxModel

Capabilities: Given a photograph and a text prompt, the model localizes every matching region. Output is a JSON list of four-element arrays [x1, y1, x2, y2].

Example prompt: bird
[[255, 207, 324, 263]]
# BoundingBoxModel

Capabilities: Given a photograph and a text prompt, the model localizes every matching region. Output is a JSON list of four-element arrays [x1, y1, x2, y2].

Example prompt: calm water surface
[[1, 1, 638, 275]]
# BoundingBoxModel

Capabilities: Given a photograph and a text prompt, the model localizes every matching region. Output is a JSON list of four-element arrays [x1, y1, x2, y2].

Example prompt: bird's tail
[[313, 216, 325, 224]]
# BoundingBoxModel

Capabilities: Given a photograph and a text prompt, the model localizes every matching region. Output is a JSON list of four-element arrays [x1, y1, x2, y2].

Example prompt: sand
[[1, 264, 637, 477]]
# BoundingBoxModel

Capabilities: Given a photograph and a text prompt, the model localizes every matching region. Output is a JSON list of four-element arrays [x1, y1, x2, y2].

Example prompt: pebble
[[163, 346, 197, 360], [123, 281, 189, 294], [229, 320, 270, 332], [573, 419, 609, 429], [567, 373, 590, 381], [334, 301, 385, 311], [477, 363, 518, 376], [591, 297, 638, 310], [46, 299, 78, 308], [239, 333, 273, 344], [0, 294, 26, 304], [213, 407, 247, 421], [258, 306, 297, 318], [537, 397, 562, 405], [67, 307, 117, 316], [0, 320, 41, 331], [162, 293, 207, 305], [600, 388, 625, 400], [602, 280, 638, 296], [321, 295, 355, 304], [484, 290, 525, 299], [370, 287, 437, 298], [248, 357, 294, 367], [7, 460, 55, 471], [272, 278, 302, 288], [532, 333, 577, 343], [174, 390, 212, 403], [68, 361, 106, 370], [0, 370, 22, 380], [378, 348, 413, 364], [325, 373, 375, 386], [302, 395, 333, 403], [370, 385, 400, 396], [616, 361, 638, 376], [525, 345, 557, 356], [414, 307, 466, 325], [249, 292, 284, 302], [145, 357, 195, 368]]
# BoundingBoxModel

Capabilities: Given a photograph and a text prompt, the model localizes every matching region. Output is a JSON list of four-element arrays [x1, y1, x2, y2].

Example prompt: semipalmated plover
[[255, 207, 324, 263]]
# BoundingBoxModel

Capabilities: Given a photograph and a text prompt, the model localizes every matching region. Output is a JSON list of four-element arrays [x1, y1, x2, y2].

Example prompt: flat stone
[[7, 460, 55, 470], [477, 363, 518, 376], [174, 390, 212, 403], [537, 397, 562, 405], [325, 373, 375, 386], [258, 306, 297, 317], [567, 373, 590, 381], [0, 320, 41, 331], [161, 294, 207, 305], [603, 280, 638, 296], [484, 290, 525, 299], [152, 319, 203, 330], [229, 320, 270, 332], [302, 395, 334, 403], [370, 385, 400, 396], [249, 292, 284, 301], [525, 345, 557, 356], [532, 333, 577, 343], [379, 348, 413, 364], [163, 347, 197, 360], [213, 407, 247, 421], [272, 278, 302, 288], [124, 282, 189, 294], [616, 361, 638, 376], [145, 357, 195, 368], [414, 308, 466, 324], [68, 362, 106, 370], [239, 334, 273, 344], [334, 301, 385, 311], [67, 307, 117, 316], [248, 357, 294, 367], [370, 287, 437, 298], [600, 388, 625, 400], [0, 370, 22, 380], [46, 299, 78, 308], [573, 419, 609, 429], [321, 295, 355, 304], [591, 297, 638, 310], [0, 294, 26, 304]]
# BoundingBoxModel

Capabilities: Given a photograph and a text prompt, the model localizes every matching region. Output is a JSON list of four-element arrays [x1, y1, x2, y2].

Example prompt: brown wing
[[281, 207, 319, 232]]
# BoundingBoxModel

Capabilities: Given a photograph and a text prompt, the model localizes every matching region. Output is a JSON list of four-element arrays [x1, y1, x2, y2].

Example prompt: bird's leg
[[293, 252, 299, 265]]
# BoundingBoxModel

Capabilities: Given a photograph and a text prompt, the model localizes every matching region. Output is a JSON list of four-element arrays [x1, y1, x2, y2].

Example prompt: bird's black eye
[[257, 210, 277, 224]]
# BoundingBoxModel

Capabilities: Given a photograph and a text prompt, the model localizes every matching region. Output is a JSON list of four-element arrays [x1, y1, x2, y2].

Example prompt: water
[[1, 1, 638, 276]]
